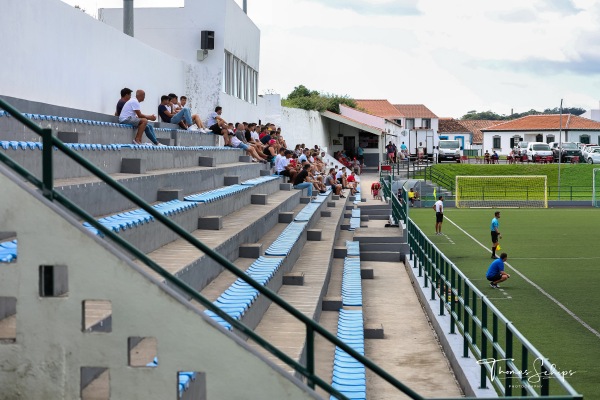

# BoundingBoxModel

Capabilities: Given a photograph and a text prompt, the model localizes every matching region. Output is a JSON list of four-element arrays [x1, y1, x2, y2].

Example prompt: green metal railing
[[0, 99, 425, 400], [406, 218, 582, 399]]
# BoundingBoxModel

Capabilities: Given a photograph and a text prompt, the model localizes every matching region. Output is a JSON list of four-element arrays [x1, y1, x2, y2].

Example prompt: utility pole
[[558, 99, 563, 200], [123, 0, 134, 37]]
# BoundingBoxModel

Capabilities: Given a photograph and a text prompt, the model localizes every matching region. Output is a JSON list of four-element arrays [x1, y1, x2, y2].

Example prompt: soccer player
[[486, 252, 510, 289], [490, 211, 501, 259], [433, 196, 444, 235]]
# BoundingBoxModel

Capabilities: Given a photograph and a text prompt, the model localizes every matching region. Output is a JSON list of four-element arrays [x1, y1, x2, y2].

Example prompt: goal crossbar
[[455, 175, 548, 208]]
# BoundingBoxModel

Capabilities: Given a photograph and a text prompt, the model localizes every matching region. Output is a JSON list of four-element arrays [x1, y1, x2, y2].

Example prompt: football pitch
[[409, 207, 600, 399]]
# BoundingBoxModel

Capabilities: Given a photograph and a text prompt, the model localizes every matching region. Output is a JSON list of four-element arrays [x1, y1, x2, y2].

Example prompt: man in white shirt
[[275, 150, 297, 182], [433, 196, 444, 235], [119, 89, 160, 145]]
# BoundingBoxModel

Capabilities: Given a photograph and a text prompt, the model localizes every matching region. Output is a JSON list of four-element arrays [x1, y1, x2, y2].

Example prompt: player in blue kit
[[486, 253, 510, 289]]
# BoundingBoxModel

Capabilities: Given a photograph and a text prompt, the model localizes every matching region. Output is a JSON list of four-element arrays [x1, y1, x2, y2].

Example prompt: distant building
[[481, 114, 600, 154]]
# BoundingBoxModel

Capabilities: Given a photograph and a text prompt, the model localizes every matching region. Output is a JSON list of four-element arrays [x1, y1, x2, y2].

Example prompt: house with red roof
[[481, 114, 600, 155]]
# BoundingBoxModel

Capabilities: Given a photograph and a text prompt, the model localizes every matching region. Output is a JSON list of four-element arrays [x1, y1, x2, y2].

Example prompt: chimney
[[123, 0, 134, 37]]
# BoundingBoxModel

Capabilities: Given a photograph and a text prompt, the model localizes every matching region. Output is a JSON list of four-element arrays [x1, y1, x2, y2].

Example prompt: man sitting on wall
[[115, 87, 132, 117], [119, 89, 162, 146], [206, 106, 230, 146], [179, 96, 210, 132]]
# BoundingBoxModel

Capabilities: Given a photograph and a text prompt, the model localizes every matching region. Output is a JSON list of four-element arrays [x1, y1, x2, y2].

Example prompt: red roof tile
[[482, 114, 600, 131], [438, 118, 469, 133], [354, 100, 403, 119], [458, 120, 504, 144], [393, 104, 438, 118]]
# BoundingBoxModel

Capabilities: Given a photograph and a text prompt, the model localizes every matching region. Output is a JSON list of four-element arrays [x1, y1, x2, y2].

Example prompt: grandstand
[[0, 0, 584, 399]]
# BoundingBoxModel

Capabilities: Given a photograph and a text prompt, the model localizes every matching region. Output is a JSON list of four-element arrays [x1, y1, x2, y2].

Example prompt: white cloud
[[61, 0, 600, 118]]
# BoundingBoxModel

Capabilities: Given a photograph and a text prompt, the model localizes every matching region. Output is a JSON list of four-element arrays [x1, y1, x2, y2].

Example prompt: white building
[[481, 114, 600, 155]]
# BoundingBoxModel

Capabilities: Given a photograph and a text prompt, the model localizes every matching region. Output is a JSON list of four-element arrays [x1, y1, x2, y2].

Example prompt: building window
[[510, 136, 521, 149], [493, 136, 501, 149], [580, 135, 590, 144], [358, 131, 378, 149], [223, 51, 258, 104], [405, 119, 415, 129], [536, 134, 543, 142], [422, 119, 431, 129], [546, 135, 555, 144]]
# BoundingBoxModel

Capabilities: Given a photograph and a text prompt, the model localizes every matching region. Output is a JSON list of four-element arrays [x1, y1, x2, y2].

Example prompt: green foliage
[[461, 107, 587, 120], [282, 85, 357, 114]]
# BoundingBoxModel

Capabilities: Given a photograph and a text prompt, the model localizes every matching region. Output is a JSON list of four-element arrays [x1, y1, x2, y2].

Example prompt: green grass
[[409, 208, 600, 399], [417, 164, 598, 201], [429, 163, 595, 187]]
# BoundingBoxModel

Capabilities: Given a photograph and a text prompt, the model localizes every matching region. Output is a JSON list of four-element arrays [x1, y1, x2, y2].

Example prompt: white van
[[437, 140, 462, 162]]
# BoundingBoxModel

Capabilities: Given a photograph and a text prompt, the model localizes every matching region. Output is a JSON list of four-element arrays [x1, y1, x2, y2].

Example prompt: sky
[[61, 0, 600, 118]]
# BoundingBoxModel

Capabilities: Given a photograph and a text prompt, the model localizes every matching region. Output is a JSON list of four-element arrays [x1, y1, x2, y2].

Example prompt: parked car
[[582, 145, 600, 160], [549, 142, 582, 162], [514, 141, 529, 157], [586, 148, 600, 164], [526, 143, 552, 161]]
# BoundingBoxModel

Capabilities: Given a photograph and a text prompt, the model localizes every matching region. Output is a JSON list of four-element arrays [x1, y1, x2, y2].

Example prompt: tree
[[282, 85, 356, 114], [461, 106, 587, 120]]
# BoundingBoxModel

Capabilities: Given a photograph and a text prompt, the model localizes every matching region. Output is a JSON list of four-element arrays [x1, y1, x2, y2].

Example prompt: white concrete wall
[[100, 0, 261, 124], [280, 108, 328, 150], [0, 165, 319, 400], [479, 130, 600, 155], [0, 0, 184, 116]]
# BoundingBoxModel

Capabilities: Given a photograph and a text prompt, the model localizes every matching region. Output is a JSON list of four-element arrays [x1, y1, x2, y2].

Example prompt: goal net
[[455, 175, 548, 208], [594, 169, 600, 207]]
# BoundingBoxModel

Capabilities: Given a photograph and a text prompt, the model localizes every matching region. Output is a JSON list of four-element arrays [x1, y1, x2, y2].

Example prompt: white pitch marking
[[445, 216, 600, 340]]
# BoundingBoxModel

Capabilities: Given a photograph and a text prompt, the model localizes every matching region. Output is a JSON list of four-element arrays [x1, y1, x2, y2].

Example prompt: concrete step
[[1, 145, 247, 180], [133, 189, 302, 289], [248, 197, 346, 375], [55, 163, 270, 217], [107, 178, 283, 255], [0, 113, 217, 146]]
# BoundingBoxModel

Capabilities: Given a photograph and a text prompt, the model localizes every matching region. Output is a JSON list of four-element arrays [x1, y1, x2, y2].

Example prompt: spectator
[[346, 170, 358, 196], [234, 123, 266, 160], [263, 139, 278, 163], [408, 188, 416, 206], [386, 141, 396, 163], [230, 125, 267, 161], [119, 89, 162, 146], [492, 151, 499, 163], [115, 87, 132, 117], [299, 148, 310, 163], [275, 150, 297, 182], [179, 96, 210, 132], [158, 95, 203, 131], [417, 142, 425, 162], [207, 106, 230, 146], [325, 168, 344, 197], [293, 163, 314, 198], [484, 150, 491, 164], [371, 182, 381, 200]]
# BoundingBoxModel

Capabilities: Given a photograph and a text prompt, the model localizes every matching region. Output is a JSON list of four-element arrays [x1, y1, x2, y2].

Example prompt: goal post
[[455, 175, 548, 208], [593, 169, 600, 207]]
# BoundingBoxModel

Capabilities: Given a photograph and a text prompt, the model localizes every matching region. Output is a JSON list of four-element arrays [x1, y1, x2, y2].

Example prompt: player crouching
[[486, 253, 510, 289]]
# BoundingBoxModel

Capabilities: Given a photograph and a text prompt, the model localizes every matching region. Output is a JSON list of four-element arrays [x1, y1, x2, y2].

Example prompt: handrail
[[0, 98, 424, 400], [406, 217, 582, 399]]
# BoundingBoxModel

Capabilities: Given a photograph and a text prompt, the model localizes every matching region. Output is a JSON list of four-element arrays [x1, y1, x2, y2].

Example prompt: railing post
[[306, 325, 315, 389], [41, 128, 53, 200], [480, 302, 488, 389], [463, 284, 470, 358], [505, 327, 513, 396], [521, 345, 528, 396]]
